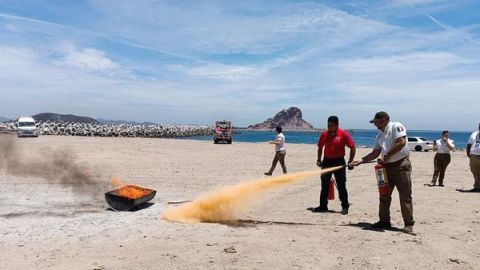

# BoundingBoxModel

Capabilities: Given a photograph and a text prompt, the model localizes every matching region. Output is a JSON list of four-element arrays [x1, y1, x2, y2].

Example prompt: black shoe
[[264, 172, 272, 176], [341, 208, 349, 215], [310, 206, 328, 213], [438, 184, 444, 187], [403, 225, 416, 235], [371, 221, 392, 229]]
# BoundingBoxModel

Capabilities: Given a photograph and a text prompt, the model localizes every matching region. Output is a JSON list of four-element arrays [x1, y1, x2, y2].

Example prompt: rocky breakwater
[[37, 121, 213, 138]]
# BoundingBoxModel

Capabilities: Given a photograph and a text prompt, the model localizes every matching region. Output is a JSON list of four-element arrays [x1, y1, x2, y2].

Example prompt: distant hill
[[248, 107, 315, 131], [0, 116, 11, 122], [96, 118, 157, 125], [33, 113, 99, 124]]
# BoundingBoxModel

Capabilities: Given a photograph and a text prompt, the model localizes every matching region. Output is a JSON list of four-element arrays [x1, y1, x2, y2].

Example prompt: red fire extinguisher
[[328, 177, 335, 200], [375, 162, 391, 197]]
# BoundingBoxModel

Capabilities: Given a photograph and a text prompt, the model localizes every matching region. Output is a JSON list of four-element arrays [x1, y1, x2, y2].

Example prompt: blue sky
[[0, 0, 479, 130]]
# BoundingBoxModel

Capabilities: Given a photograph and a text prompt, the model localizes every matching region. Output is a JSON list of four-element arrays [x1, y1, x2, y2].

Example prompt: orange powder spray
[[162, 166, 343, 223]]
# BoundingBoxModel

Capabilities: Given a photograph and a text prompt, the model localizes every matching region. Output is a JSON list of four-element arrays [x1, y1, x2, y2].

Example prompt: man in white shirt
[[350, 111, 415, 235], [466, 123, 480, 192], [429, 130, 454, 186], [265, 126, 287, 175]]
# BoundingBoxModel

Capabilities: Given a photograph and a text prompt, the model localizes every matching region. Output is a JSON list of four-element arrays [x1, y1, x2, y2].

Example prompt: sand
[[0, 135, 479, 270]]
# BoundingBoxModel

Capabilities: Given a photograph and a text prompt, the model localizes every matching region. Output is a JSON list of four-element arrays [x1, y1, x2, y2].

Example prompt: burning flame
[[111, 177, 152, 199]]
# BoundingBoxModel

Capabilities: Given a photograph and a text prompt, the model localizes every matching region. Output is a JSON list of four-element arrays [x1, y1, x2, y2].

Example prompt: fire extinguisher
[[375, 162, 391, 197], [328, 177, 335, 200]]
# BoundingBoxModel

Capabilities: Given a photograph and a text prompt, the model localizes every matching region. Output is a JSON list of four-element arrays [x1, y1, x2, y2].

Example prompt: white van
[[17, 116, 38, 137]]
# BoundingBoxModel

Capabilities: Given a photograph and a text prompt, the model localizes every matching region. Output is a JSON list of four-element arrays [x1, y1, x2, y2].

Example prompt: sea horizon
[[184, 129, 474, 148]]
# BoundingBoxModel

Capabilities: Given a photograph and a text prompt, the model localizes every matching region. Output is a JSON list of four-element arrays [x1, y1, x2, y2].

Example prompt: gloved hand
[[316, 160, 322, 167]]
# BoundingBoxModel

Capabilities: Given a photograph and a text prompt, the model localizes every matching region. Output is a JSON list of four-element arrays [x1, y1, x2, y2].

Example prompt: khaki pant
[[432, 153, 451, 185], [267, 151, 287, 174], [380, 157, 414, 226], [470, 155, 480, 189]]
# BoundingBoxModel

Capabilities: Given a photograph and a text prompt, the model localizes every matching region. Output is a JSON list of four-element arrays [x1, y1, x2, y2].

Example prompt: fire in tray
[[105, 178, 156, 211]]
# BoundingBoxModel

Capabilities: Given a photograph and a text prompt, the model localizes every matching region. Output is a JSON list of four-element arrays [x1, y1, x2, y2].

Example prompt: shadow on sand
[[455, 188, 480, 193], [306, 207, 344, 214], [220, 219, 319, 228], [0, 209, 101, 218], [106, 202, 155, 212], [343, 222, 402, 233]]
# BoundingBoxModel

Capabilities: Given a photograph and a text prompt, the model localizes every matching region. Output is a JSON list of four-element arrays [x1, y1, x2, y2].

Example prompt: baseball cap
[[369, 111, 390, 123]]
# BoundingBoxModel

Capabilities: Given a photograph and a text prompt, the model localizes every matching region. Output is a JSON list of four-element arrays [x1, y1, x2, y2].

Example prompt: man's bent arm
[[386, 136, 406, 157], [361, 148, 382, 163], [317, 146, 323, 162], [348, 146, 356, 164]]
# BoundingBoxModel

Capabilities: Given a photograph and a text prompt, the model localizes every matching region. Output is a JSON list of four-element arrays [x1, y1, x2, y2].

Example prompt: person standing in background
[[265, 126, 287, 176], [429, 130, 454, 187], [466, 123, 480, 192]]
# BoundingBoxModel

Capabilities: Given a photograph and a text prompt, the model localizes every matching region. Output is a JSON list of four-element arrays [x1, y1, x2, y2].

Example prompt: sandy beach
[[1, 135, 479, 270]]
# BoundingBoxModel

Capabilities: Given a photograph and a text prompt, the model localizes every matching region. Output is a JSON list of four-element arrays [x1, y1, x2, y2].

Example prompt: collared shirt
[[375, 121, 410, 163], [435, 139, 455, 154], [468, 131, 480, 156], [317, 128, 355, 159], [275, 133, 286, 152]]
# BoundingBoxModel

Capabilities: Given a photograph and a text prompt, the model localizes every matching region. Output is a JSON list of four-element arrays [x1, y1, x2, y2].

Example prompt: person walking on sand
[[466, 122, 480, 192], [265, 126, 287, 176], [311, 116, 356, 215], [428, 130, 454, 187], [350, 111, 415, 235]]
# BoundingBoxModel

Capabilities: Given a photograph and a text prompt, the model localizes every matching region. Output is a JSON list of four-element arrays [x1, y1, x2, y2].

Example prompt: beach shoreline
[[1, 135, 479, 269]]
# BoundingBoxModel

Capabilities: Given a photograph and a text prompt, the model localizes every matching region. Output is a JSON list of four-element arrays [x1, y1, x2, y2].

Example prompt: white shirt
[[275, 133, 286, 152], [375, 121, 410, 163], [468, 131, 480, 156], [435, 139, 454, 154]]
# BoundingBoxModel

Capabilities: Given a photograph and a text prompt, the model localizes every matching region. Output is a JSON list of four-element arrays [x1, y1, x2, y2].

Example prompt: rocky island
[[247, 107, 316, 131]]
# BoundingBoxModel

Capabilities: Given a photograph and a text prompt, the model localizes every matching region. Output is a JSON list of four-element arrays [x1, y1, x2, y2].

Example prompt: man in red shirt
[[311, 116, 356, 214]]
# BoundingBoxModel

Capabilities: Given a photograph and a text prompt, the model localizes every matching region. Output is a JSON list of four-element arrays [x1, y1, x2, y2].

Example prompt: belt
[[385, 156, 408, 167]]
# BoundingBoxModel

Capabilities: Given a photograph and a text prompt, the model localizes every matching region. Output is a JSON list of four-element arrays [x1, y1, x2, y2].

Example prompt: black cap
[[369, 111, 390, 123]]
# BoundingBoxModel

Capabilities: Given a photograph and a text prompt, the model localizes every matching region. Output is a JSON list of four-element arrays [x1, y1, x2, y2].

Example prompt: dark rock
[[449, 258, 460, 264], [223, 246, 237, 253]]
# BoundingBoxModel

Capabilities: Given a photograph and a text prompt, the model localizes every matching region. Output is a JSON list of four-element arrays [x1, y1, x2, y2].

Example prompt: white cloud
[[169, 63, 261, 81], [87, 1, 394, 55], [392, 0, 447, 5], [329, 52, 471, 74], [1, 1, 480, 130], [55, 42, 121, 72]]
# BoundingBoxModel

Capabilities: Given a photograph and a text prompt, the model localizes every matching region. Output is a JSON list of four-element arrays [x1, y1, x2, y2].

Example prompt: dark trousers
[[267, 150, 287, 174], [320, 157, 349, 209], [432, 153, 451, 185], [381, 157, 414, 226]]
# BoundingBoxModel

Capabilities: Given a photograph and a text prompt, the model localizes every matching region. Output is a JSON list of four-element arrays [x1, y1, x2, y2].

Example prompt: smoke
[[0, 135, 104, 200], [162, 166, 343, 223]]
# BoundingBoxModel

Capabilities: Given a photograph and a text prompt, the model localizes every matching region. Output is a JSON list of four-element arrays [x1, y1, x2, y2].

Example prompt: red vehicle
[[214, 121, 233, 144]]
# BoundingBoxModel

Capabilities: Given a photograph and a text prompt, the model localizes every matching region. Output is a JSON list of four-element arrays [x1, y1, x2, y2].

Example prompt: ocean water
[[183, 129, 474, 148]]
